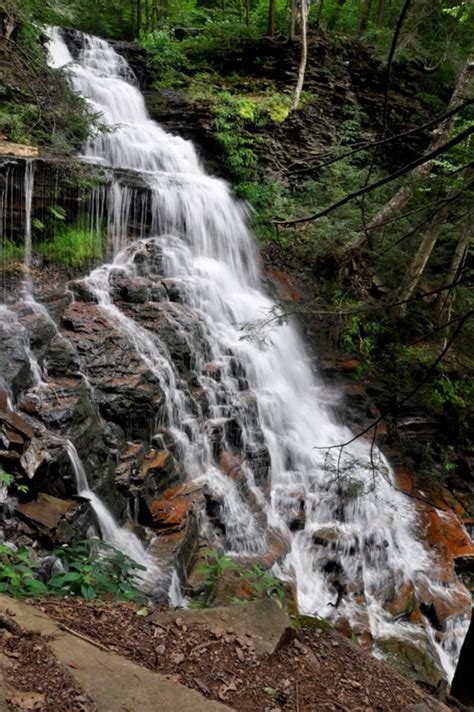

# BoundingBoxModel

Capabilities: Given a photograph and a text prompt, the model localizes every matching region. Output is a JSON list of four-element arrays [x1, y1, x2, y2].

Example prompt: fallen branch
[[57, 623, 112, 652]]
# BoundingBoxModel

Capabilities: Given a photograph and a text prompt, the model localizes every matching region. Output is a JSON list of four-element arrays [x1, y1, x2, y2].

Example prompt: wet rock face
[[60, 301, 164, 441], [1, 233, 274, 576], [0, 311, 34, 399]]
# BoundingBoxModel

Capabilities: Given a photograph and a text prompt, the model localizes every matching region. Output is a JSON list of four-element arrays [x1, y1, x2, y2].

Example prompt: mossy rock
[[374, 637, 444, 687], [291, 614, 332, 631]]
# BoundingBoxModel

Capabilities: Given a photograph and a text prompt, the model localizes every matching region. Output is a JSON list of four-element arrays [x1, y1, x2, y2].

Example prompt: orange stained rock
[[342, 383, 365, 395], [266, 269, 301, 302], [150, 497, 190, 528], [425, 508, 474, 559], [121, 442, 144, 460], [335, 359, 361, 369], [393, 466, 415, 494], [219, 451, 242, 478], [150, 483, 202, 529], [147, 449, 171, 470]]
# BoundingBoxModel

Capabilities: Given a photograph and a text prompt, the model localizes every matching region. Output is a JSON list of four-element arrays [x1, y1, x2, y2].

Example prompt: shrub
[[37, 224, 104, 266], [0, 539, 146, 602], [0, 239, 24, 264]]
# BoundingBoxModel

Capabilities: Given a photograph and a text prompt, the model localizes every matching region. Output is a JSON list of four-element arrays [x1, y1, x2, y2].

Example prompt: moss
[[374, 638, 443, 687], [291, 614, 333, 631]]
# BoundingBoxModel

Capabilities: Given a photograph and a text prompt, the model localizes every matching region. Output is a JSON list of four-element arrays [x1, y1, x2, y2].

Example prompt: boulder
[[375, 637, 444, 688], [16, 492, 78, 530]]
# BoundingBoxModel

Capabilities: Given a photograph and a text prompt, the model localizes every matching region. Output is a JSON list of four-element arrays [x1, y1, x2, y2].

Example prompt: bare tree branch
[[273, 127, 474, 226]]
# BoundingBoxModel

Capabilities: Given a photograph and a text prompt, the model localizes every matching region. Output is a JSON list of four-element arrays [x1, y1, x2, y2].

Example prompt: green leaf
[[25, 578, 48, 594], [49, 572, 83, 586], [136, 607, 149, 617]]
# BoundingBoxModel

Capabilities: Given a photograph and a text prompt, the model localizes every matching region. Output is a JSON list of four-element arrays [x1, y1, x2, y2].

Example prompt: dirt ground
[[0, 597, 453, 712], [1, 612, 96, 711]]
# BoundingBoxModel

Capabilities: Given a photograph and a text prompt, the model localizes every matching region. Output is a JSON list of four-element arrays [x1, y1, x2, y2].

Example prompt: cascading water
[[0, 108, 159, 587], [41, 28, 471, 678], [65, 441, 160, 586], [22, 160, 35, 289]]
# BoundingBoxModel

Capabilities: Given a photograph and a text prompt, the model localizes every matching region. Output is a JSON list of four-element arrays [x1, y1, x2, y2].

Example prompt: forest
[[1, 0, 471, 461], [0, 0, 473, 708]]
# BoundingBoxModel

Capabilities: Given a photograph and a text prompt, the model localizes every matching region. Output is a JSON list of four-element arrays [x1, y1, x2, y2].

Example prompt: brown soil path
[[1, 596, 454, 712]]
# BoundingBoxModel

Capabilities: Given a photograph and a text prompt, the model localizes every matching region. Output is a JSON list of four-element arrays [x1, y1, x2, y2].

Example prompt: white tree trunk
[[396, 219, 443, 315], [292, 1, 309, 110], [435, 223, 472, 325]]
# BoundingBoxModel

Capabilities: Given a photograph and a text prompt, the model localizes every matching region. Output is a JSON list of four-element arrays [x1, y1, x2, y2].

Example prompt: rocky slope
[[0, 596, 456, 711]]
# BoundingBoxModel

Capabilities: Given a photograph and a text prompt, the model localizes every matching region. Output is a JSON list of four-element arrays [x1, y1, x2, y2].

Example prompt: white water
[[65, 441, 161, 588], [45, 28, 471, 677], [23, 161, 35, 272], [0, 144, 159, 588]]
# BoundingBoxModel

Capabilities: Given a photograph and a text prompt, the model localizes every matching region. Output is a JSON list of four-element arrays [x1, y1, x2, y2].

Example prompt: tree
[[375, 0, 384, 28], [395, 208, 446, 316], [292, 0, 310, 110], [358, 0, 372, 35], [434, 222, 472, 337], [267, 0, 276, 36], [366, 55, 473, 231]]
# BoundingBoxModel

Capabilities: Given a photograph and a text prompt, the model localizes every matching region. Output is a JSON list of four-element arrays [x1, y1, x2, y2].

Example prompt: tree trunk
[[137, 0, 143, 35], [340, 55, 473, 258], [375, 0, 384, 27], [145, 0, 150, 32], [267, 0, 276, 36], [434, 223, 471, 323], [315, 0, 324, 27], [130, 0, 136, 38], [151, 0, 158, 25], [245, 0, 250, 27], [395, 217, 443, 316], [358, 0, 372, 35], [290, 0, 298, 40], [292, 0, 309, 110], [368, 55, 473, 231]]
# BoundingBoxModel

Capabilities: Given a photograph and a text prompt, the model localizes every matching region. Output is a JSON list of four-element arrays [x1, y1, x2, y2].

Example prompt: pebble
[[171, 652, 185, 664]]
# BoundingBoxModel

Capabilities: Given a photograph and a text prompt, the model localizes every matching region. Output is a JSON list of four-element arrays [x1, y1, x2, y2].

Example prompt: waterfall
[[65, 441, 160, 586], [42, 28, 471, 678], [0, 122, 159, 588], [23, 160, 35, 272]]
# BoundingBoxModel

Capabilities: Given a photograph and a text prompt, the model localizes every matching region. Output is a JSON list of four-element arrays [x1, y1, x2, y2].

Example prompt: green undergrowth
[[0, 539, 146, 602], [0, 239, 24, 265], [188, 84, 295, 181], [36, 223, 104, 266], [188, 549, 287, 608], [0, 11, 95, 152]]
